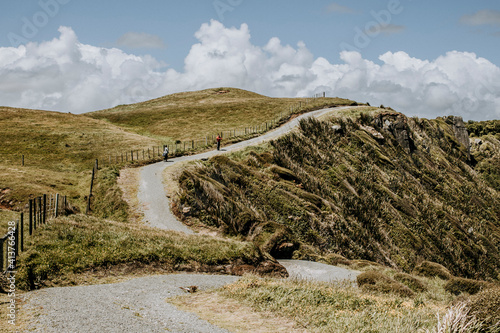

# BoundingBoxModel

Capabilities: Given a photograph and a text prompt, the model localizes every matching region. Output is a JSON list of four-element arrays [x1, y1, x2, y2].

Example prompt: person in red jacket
[[216, 134, 221, 151]]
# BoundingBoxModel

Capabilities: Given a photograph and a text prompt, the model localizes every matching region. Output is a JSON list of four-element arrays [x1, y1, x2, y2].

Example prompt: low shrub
[[413, 261, 452, 280], [357, 271, 415, 298], [394, 273, 428, 293], [444, 277, 490, 296], [467, 287, 500, 332]]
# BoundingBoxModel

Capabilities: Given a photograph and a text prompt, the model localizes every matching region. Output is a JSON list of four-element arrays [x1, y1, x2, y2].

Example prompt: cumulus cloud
[[0, 21, 499, 120], [460, 10, 500, 26], [116, 32, 166, 49]]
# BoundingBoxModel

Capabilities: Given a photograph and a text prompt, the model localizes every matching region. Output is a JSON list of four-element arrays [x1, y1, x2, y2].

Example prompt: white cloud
[[326, 3, 356, 14], [116, 32, 166, 49], [460, 10, 500, 26], [0, 22, 499, 121]]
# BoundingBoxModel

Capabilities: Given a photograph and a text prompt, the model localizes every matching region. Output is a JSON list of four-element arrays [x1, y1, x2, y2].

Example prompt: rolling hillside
[[87, 88, 356, 142], [0, 106, 161, 210]]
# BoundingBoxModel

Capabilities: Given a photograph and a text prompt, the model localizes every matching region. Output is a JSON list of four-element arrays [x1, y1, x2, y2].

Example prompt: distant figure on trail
[[216, 134, 221, 151], [163, 146, 169, 161]]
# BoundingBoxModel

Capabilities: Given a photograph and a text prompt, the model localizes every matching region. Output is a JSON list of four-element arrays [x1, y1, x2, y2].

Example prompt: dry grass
[[0, 107, 161, 211], [170, 290, 308, 333], [116, 166, 143, 224], [88, 87, 356, 142], [213, 275, 444, 332]]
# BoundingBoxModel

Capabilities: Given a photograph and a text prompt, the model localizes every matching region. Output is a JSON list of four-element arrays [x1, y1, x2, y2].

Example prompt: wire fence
[[17, 94, 331, 169], [0, 193, 72, 272], [1, 93, 331, 272]]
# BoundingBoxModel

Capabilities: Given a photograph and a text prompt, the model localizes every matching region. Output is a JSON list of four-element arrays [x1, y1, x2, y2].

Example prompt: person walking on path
[[216, 134, 221, 151], [163, 145, 169, 161]]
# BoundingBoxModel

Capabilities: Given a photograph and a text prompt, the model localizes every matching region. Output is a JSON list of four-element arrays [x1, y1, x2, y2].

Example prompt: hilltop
[[1, 88, 351, 211], [87, 87, 356, 142]]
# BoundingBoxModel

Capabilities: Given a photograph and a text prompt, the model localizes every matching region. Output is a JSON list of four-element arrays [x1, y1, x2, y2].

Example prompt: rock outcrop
[[445, 116, 471, 160], [373, 112, 415, 153]]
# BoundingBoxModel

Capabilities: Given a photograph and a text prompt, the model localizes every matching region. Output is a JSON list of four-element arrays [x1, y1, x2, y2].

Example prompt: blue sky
[[0, 0, 499, 119]]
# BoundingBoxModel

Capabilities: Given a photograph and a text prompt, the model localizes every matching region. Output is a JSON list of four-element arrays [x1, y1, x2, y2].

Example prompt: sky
[[0, 0, 499, 120]]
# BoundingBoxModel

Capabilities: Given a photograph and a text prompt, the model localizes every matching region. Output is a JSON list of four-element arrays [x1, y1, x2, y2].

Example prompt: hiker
[[216, 134, 221, 151], [163, 146, 169, 161]]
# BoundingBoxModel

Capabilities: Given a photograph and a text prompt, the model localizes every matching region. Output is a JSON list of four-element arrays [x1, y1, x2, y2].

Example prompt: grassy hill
[[1, 89, 354, 211], [87, 87, 356, 142], [0, 106, 161, 212], [175, 108, 500, 281]]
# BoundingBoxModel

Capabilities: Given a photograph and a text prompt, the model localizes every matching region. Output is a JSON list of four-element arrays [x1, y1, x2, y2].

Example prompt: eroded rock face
[[373, 113, 415, 154], [445, 116, 471, 160]]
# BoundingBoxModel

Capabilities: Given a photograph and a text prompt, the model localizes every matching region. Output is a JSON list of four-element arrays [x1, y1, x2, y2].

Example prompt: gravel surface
[[278, 260, 361, 282], [138, 106, 356, 231], [23, 274, 239, 333], [22, 106, 362, 332]]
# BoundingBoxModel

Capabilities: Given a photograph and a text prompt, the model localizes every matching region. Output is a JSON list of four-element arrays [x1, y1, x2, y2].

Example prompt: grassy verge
[[174, 269, 499, 332], [16, 214, 270, 290], [174, 274, 447, 333]]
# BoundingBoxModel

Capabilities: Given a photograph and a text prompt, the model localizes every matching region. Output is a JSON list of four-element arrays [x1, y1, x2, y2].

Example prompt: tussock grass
[[444, 277, 491, 296], [414, 261, 452, 280], [16, 214, 266, 290], [357, 270, 415, 297], [467, 287, 500, 332], [219, 276, 440, 332], [176, 112, 500, 281]]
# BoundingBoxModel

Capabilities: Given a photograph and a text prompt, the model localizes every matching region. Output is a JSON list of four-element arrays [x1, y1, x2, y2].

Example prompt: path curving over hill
[[23, 106, 362, 333], [137, 106, 358, 232]]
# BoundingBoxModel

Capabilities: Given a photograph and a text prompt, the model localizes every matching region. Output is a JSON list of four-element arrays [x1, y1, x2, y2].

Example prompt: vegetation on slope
[[175, 109, 500, 280], [87, 87, 356, 142], [467, 120, 500, 192], [16, 214, 282, 290], [0, 107, 161, 210]]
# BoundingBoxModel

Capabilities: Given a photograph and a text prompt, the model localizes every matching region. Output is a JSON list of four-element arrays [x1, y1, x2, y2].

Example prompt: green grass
[[0, 106, 162, 211], [16, 214, 267, 290], [175, 110, 500, 281]]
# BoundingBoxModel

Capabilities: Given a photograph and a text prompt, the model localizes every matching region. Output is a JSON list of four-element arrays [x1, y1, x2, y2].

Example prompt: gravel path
[[138, 106, 356, 231], [278, 260, 360, 282], [22, 106, 362, 332], [23, 274, 239, 333]]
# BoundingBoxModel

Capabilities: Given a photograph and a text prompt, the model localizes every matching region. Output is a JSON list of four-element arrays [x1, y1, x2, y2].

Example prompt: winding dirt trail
[[136, 105, 362, 281], [22, 106, 362, 333], [138, 106, 352, 232]]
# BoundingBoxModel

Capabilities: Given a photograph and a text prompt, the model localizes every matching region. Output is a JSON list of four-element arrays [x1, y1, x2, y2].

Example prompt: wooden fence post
[[29, 199, 33, 236], [86, 167, 95, 215], [22, 155, 25, 167], [20, 213, 24, 252], [37, 197, 42, 227], [43, 194, 47, 224], [0, 236, 4, 272], [55, 194, 60, 218]]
